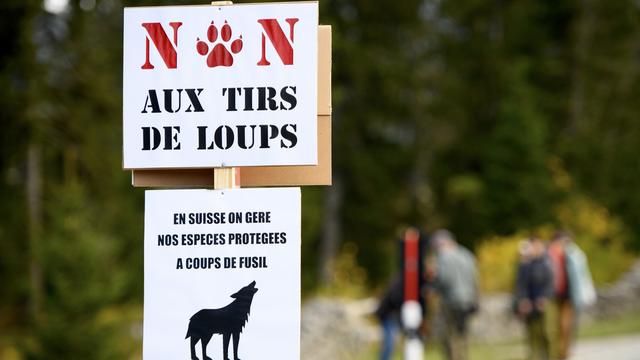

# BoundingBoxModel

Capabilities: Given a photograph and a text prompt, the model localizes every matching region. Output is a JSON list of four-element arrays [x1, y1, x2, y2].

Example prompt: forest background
[[2, 0, 640, 358]]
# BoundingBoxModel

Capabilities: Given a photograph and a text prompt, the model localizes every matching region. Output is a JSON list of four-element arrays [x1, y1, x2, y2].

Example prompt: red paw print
[[196, 21, 243, 67]]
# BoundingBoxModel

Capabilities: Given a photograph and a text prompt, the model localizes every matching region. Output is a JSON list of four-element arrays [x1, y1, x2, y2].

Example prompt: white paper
[[123, 3, 318, 168], [143, 188, 301, 360]]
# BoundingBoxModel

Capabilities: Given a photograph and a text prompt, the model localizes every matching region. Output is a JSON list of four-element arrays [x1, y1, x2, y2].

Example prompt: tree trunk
[[27, 144, 43, 321], [569, 0, 594, 135], [319, 174, 342, 286]]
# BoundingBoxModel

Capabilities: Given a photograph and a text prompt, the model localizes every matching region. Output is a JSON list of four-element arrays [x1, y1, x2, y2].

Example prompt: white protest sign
[[123, 3, 318, 169], [143, 188, 301, 360]]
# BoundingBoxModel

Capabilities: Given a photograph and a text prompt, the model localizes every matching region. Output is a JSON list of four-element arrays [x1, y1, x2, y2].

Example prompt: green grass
[[3, 307, 640, 360], [358, 310, 640, 360], [579, 311, 640, 338], [357, 340, 526, 360]]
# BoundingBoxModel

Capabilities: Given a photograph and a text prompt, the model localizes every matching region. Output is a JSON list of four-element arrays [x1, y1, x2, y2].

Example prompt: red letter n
[[141, 22, 183, 70], [257, 18, 299, 66]]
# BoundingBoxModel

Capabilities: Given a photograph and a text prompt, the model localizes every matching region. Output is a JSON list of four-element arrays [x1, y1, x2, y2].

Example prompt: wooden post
[[210, 1, 239, 190], [214, 167, 241, 189]]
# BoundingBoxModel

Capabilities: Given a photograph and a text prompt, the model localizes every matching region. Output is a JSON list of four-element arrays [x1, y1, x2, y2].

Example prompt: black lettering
[[141, 90, 161, 113], [174, 213, 185, 224], [260, 124, 279, 148], [163, 88, 182, 113], [197, 126, 214, 150], [163, 126, 181, 150], [267, 87, 278, 110], [185, 88, 205, 112], [243, 87, 254, 111], [237, 125, 257, 149], [142, 126, 162, 150], [280, 86, 297, 110], [214, 126, 234, 150], [280, 124, 298, 148], [257, 87, 277, 111], [223, 87, 239, 111], [158, 234, 178, 246]]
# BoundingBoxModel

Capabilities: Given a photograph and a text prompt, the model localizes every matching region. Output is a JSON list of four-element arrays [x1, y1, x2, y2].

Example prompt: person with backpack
[[548, 230, 596, 359], [514, 235, 554, 360], [430, 229, 479, 360]]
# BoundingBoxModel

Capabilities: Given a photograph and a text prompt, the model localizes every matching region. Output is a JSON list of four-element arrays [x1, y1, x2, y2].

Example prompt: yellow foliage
[[477, 195, 634, 293], [0, 347, 22, 360], [477, 159, 635, 293], [555, 195, 634, 285], [477, 235, 520, 293], [319, 242, 369, 298]]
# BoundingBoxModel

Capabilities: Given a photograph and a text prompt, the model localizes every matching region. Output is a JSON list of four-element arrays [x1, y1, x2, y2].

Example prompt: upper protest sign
[[123, 2, 318, 169]]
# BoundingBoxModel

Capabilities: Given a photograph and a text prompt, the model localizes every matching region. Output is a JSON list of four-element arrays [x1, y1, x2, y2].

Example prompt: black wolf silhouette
[[185, 281, 258, 360]]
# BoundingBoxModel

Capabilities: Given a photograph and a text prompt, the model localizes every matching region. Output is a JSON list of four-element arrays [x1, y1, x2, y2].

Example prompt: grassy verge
[[358, 309, 640, 360], [579, 310, 640, 338], [3, 307, 640, 360]]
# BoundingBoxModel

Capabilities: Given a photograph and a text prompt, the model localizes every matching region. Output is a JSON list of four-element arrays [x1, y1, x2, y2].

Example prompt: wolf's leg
[[232, 332, 240, 360], [201, 336, 213, 360], [190, 337, 199, 360], [222, 333, 231, 360]]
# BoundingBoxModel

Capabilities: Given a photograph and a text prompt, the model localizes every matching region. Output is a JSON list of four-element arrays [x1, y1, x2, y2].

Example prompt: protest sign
[[123, 3, 318, 169], [143, 188, 301, 359]]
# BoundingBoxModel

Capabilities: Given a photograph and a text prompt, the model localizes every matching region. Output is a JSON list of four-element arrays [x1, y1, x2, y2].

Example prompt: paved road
[[569, 334, 640, 360]]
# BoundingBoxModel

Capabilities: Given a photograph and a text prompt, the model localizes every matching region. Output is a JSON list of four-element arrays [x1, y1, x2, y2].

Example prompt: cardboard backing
[[131, 25, 332, 188]]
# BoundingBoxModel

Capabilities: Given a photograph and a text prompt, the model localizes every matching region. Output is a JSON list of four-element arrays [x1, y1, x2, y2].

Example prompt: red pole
[[402, 227, 423, 360], [403, 228, 420, 302]]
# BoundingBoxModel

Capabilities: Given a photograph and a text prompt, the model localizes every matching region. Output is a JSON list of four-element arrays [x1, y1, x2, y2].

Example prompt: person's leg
[[558, 299, 574, 359], [455, 329, 468, 360], [380, 317, 397, 360], [540, 312, 550, 360], [528, 314, 548, 360], [546, 300, 560, 359], [447, 323, 462, 360], [442, 306, 455, 360], [453, 310, 469, 360], [526, 316, 538, 360]]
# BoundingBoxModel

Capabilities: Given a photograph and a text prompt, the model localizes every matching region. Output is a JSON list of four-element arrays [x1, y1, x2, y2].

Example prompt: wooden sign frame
[[131, 25, 332, 188]]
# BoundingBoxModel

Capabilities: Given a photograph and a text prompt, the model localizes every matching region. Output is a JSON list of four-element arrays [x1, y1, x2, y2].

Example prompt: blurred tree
[[0, 0, 40, 324], [319, 0, 431, 283], [560, 0, 640, 250], [1, 0, 141, 357]]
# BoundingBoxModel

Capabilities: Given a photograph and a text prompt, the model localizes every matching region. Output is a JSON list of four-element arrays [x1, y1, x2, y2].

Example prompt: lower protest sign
[[143, 188, 301, 360]]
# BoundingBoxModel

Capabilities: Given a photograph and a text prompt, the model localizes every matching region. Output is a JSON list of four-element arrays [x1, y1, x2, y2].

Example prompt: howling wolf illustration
[[186, 281, 258, 360]]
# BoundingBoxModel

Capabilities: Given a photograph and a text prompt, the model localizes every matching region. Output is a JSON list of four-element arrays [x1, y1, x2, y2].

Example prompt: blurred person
[[518, 239, 533, 263], [430, 229, 479, 360], [548, 230, 596, 359], [512, 239, 533, 312], [514, 235, 554, 360], [374, 227, 428, 360], [564, 233, 596, 311], [375, 274, 403, 360]]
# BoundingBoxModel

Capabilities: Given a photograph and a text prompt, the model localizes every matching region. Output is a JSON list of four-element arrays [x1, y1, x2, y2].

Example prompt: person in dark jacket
[[514, 236, 554, 360], [375, 227, 429, 360], [375, 275, 403, 360]]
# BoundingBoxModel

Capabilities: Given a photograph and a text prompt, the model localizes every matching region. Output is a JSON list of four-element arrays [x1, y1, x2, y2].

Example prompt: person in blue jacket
[[514, 235, 554, 360]]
